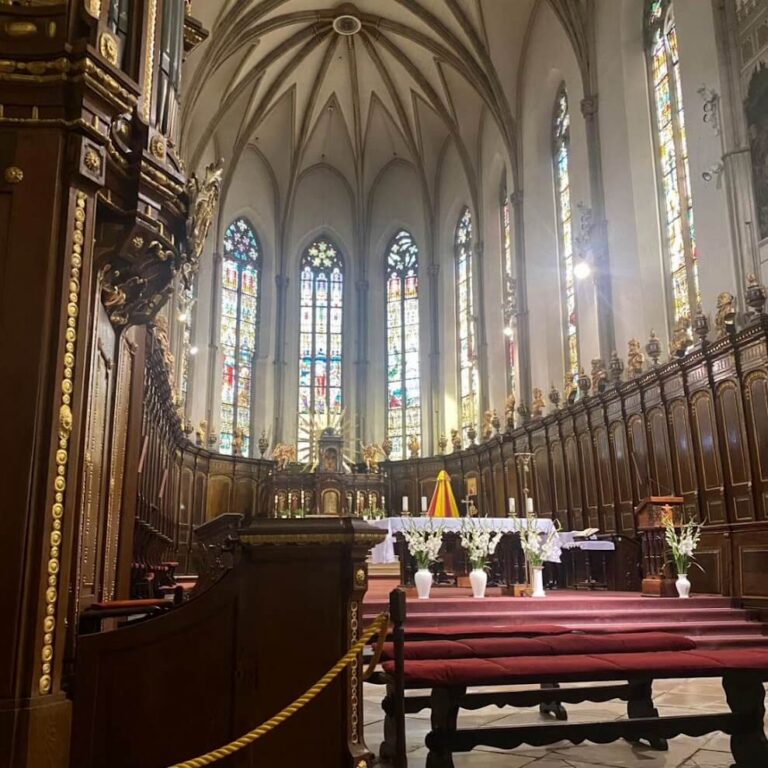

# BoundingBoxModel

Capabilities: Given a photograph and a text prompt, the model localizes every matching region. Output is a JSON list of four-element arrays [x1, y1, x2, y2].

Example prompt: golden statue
[[451, 428, 462, 452], [531, 387, 545, 417], [715, 291, 737, 338], [590, 358, 607, 393], [360, 442, 384, 472], [627, 338, 644, 378], [505, 392, 516, 421], [407, 434, 420, 459], [482, 410, 494, 441], [272, 442, 297, 471], [185, 161, 223, 268], [563, 374, 576, 405], [670, 315, 691, 357], [196, 420, 207, 447], [232, 427, 244, 457]]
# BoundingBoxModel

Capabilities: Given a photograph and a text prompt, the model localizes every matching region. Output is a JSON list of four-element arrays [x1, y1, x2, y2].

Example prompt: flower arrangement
[[402, 519, 444, 570], [459, 520, 503, 570], [517, 513, 561, 566], [663, 511, 703, 575]]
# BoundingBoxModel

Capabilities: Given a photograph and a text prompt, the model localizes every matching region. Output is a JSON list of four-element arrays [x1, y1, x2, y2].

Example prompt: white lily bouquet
[[459, 520, 503, 571], [663, 511, 703, 575], [402, 519, 444, 570], [518, 513, 561, 566]]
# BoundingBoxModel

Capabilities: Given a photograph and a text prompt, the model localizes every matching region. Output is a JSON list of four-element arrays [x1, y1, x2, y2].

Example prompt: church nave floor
[[364, 677, 758, 767]]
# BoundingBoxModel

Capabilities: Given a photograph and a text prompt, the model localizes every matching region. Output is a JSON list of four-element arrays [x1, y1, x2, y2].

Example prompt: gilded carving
[[83, 147, 102, 174], [715, 292, 737, 338], [142, 0, 158, 122], [150, 133, 167, 161], [39, 189, 87, 695], [354, 568, 366, 586], [184, 161, 223, 286], [84, 0, 102, 18], [99, 32, 119, 66], [3, 166, 23, 184]]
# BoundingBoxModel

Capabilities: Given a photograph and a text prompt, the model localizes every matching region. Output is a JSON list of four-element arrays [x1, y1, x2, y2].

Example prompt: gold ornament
[[99, 32, 119, 66], [3, 166, 23, 184]]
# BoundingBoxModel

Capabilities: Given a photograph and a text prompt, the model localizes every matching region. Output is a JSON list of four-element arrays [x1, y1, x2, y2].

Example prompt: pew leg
[[626, 679, 667, 751], [426, 686, 465, 768], [723, 671, 768, 767], [380, 683, 398, 763], [539, 682, 568, 720]]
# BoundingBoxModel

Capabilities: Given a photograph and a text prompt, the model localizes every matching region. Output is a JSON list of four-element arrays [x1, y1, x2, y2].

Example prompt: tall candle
[[508, 497, 515, 515], [402, 496, 409, 513], [526, 497, 534, 514], [421, 496, 428, 513]]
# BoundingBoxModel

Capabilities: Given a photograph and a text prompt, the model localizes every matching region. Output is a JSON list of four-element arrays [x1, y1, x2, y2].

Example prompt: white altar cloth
[[367, 516, 562, 565]]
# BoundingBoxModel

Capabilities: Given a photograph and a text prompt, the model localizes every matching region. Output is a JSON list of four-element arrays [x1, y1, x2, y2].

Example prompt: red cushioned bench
[[374, 590, 768, 768]]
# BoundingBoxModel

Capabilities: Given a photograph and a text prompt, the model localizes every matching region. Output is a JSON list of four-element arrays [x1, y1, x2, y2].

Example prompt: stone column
[[581, 94, 616, 361], [474, 239, 490, 419], [511, 191, 532, 408], [272, 272, 289, 443], [428, 262, 440, 453], [205, 250, 221, 430], [355, 279, 369, 445]]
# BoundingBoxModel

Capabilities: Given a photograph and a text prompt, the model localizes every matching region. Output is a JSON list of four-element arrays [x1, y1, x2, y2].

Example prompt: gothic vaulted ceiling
[[182, 0, 545, 242]]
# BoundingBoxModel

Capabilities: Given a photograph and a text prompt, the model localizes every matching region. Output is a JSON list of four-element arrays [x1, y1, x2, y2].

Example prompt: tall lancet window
[[646, 0, 699, 326], [455, 207, 479, 439], [219, 218, 260, 456], [298, 238, 343, 462], [386, 230, 421, 460], [500, 177, 516, 397], [553, 85, 579, 382]]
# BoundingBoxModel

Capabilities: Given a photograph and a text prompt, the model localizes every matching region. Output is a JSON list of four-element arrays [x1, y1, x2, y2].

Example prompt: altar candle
[[402, 496, 409, 513], [508, 498, 515, 515], [421, 496, 428, 513], [526, 497, 534, 514]]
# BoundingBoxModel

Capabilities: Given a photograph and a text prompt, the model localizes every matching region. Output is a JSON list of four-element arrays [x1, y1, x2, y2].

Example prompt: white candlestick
[[402, 496, 409, 513], [526, 496, 534, 514], [421, 496, 428, 513], [508, 498, 515, 515]]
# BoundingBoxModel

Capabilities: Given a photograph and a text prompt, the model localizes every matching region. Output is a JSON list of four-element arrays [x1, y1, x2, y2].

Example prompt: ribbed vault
[[182, 0, 544, 254]]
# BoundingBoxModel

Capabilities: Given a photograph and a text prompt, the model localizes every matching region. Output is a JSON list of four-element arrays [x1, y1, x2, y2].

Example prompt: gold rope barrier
[[169, 612, 389, 768]]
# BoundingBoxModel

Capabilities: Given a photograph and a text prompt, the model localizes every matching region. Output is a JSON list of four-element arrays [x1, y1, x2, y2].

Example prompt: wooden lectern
[[635, 496, 684, 597]]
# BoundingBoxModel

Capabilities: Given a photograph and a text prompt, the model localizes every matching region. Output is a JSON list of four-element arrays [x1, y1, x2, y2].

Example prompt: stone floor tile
[[679, 750, 733, 768]]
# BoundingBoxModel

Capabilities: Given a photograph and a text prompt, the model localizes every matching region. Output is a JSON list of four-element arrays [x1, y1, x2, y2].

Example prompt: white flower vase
[[470, 568, 487, 598], [531, 565, 546, 598], [415, 568, 433, 599], [676, 572, 691, 599]]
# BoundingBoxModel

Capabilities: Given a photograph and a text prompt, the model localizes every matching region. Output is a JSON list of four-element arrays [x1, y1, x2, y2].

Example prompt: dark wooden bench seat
[[374, 590, 768, 768]]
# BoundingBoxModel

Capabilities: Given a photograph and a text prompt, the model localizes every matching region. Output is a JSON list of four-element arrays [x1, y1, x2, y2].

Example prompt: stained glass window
[[298, 238, 344, 462], [219, 218, 260, 456], [386, 230, 421, 461], [455, 208, 479, 439], [500, 178, 516, 398], [553, 85, 579, 382], [646, 0, 699, 328]]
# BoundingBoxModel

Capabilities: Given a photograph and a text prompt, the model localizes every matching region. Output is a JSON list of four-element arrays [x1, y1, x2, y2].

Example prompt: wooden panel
[[668, 398, 699, 520], [549, 439, 569, 528], [533, 444, 552, 518], [102, 333, 134, 601], [647, 406, 674, 497], [717, 380, 753, 522], [207, 476, 232, 519], [564, 436, 583, 529], [76, 304, 115, 609], [627, 414, 650, 501], [737, 531, 768, 598], [594, 426, 616, 533], [610, 421, 635, 533], [744, 371, 768, 520], [492, 461, 505, 517], [690, 390, 726, 524], [578, 431, 599, 529]]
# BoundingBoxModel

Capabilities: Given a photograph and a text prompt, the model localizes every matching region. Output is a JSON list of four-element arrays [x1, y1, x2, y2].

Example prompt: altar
[[368, 516, 562, 588]]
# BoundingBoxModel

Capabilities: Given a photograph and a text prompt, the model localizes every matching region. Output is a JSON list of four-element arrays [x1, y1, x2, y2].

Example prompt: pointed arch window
[[219, 218, 260, 456], [553, 85, 579, 382], [500, 177, 516, 397], [455, 208, 479, 439], [298, 238, 344, 462], [386, 230, 421, 460], [645, 0, 699, 327]]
